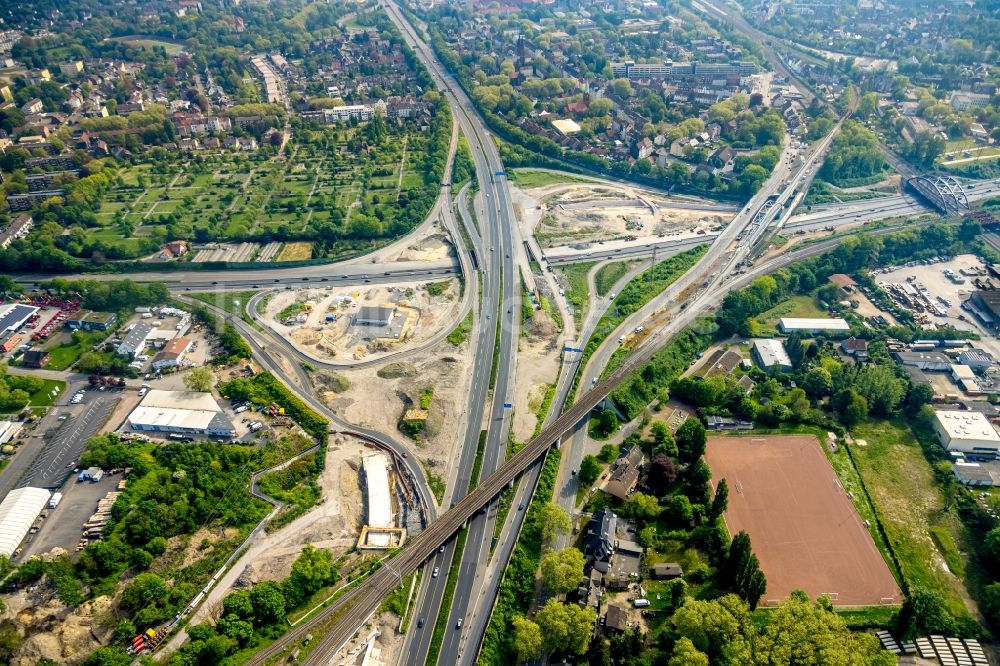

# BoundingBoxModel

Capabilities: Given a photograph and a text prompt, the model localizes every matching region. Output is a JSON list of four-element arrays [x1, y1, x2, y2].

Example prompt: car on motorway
[[456, 618, 463, 629], [417, 618, 424, 629], [439, 545, 445, 553], [432, 566, 439, 578], [518, 503, 525, 511]]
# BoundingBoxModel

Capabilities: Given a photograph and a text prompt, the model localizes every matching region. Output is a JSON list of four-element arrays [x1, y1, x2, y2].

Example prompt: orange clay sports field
[[706, 434, 902, 607]]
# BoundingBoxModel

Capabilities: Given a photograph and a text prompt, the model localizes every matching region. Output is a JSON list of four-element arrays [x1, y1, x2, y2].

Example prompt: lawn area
[[43, 331, 107, 371], [446, 311, 473, 346], [28, 379, 66, 406], [511, 169, 588, 189], [594, 260, 637, 297], [557, 262, 594, 328], [188, 290, 260, 317], [850, 419, 971, 617], [113, 36, 183, 54], [276, 242, 313, 262], [753, 294, 828, 333]]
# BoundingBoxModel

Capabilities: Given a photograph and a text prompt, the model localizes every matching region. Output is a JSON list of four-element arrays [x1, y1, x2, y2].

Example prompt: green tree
[[669, 637, 710, 666], [579, 455, 601, 484], [512, 615, 543, 659], [120, 573, 168, 612], [538, 503, 571, 542], [711, 478, 729, 521], [588, 636, 612, 666], [283, 544, 337, 608], [595, 408, 619, 437], [249, 580, 287, 626], [624, 492, 662, 520], [540, 548, 586, 594], [724, 532, 767, 609], [183, 366, 216, 392], [895, 587, 956, 639], [676, 418, 707, 465], [535, 599, 596, 655], [905, 383, 934, 414], [802, 367, 832, 399]]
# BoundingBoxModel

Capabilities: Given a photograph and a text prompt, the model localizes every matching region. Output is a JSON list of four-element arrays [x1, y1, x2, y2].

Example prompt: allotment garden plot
[[92, 131, 426, 254]]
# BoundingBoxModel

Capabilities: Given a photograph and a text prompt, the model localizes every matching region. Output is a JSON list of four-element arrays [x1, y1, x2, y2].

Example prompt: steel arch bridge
[[907, 173, 971, 216]]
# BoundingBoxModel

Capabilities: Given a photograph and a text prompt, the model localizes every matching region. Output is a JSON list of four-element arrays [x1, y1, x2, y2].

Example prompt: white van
[[633, 599, 650, 608]]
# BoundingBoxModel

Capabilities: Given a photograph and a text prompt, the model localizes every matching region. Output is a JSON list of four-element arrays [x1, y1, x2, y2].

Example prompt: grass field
[[594, 260, 637, 296], [43, 331, 106, 371], [276, 242, 313, 262], [511, 169, 589, 189], [557, 262, 594, 328], [189, 290, 261, 317], [753, 295, 828, 332], [850, 420, 971, 617], [113, 36, 183, 55], [28, 379, 66, 406]]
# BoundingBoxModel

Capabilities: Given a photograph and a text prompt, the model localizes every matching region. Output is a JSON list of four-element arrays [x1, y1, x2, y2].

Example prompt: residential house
[[604, 604, 630, 633], [841, 337, 870, 360], [21, 350, 50, 368], [0, 214, 33, 248], [22, 98, 43, 114], [605, 446, 644, 500], [584, 508, 617, 563], [709, 145, 734, 168]]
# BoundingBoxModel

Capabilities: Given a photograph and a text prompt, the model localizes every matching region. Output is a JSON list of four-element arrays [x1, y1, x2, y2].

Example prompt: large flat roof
[[753, 338, 791, 367], [0, 303, 39, 333], [129, 406, 220, 430], [779, 317, 850, 331], [934, 410, 1000, 443], [140, 389, 220, 412], [0, 487, 50, 557]]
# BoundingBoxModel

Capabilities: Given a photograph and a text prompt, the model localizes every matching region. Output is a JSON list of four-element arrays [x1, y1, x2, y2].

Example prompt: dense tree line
[[818, 120, 888, 185]]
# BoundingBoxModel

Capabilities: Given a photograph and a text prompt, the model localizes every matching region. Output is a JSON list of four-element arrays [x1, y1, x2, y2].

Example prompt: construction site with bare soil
[[509, 179, 735, 251], [261, 278, 464, 363], [311, 322, 478, 502]]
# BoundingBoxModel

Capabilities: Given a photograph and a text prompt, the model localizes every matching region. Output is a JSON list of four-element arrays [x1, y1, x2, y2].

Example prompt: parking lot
[[877, 254, 1000, 361], [18, 395, 116, 489], [19, 474, 116, 560]]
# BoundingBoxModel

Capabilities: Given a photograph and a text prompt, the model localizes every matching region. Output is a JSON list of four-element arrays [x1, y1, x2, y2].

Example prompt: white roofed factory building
[[127, 389, 236, 439], [778, 317, 850, 334], [751, 339, 793, 371], [0, 487, 50, 558], [932, 410, 1000, 457]]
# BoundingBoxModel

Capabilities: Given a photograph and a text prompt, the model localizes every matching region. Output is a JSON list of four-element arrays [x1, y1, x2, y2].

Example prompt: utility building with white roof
[[933, 410, 1000, 457], [127, 389, 236, 438], [0, 487, 50, 558]]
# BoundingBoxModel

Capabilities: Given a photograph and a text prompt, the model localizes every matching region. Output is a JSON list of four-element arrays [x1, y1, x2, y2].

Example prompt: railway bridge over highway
[[906, 173, 972, 216]]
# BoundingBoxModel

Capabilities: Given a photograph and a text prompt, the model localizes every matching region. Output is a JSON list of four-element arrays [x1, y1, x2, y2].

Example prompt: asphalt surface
[[17, 395, 117, 489], [16, 260, 460, 290], [380, 2, 523, 663]]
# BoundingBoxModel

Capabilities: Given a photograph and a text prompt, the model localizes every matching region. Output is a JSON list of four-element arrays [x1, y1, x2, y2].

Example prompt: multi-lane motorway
[[377, 3, 524, 665]]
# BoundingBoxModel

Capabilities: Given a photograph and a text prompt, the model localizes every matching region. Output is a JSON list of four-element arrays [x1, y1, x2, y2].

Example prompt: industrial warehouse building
[[116, 322, 154, 358], [778, 317, 850, 334], [751, 339, 793, 371], [0, 303, 38, 334], [354, 306, 395, 327], [0, 487, 50, 557], [932, 410, 1000, 457], [127, 389, 236, 439]]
